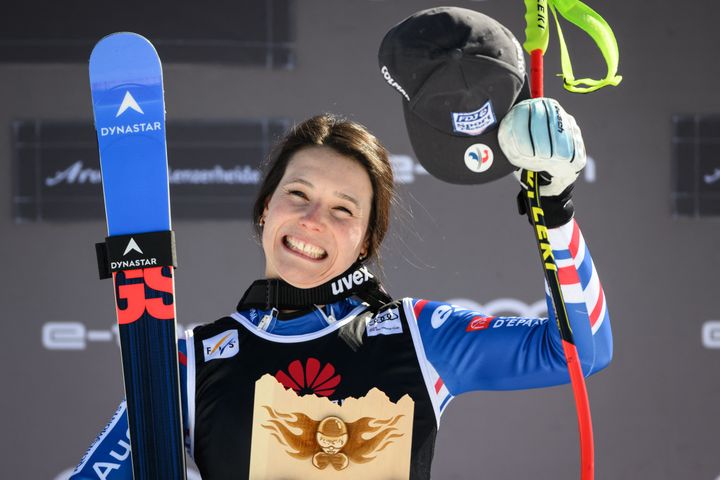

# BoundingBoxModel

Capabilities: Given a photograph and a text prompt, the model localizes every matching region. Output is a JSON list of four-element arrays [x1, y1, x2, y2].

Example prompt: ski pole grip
[[524, 0, 549, 55]]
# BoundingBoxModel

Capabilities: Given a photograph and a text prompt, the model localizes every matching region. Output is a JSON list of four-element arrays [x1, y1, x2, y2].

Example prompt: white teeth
[[285, 236, 326, 259]]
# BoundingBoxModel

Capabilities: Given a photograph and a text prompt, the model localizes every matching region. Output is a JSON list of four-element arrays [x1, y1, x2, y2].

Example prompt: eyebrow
[[286, 178, 361, 208]]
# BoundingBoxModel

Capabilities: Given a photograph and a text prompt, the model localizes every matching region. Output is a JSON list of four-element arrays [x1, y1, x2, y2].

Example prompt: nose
[[300, 203, 325, 231]]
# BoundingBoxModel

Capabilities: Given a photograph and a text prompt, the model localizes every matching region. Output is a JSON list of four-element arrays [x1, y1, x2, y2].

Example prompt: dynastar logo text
[[111, 258, 158, 270], [98, 90, 161, 137], [110, 237, 158, 270], [100, 121, 162, 137], [331, 266, 374, 295]]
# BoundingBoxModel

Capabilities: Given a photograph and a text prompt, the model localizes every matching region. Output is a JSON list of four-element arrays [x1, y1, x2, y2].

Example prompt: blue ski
[[89, 32, 186, 480]]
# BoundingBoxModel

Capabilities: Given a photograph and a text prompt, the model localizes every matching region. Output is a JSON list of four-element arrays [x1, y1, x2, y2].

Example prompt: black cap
[[379, 7, 530, 184]]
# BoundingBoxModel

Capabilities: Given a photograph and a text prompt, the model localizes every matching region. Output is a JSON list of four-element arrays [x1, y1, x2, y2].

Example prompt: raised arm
[[410, 98, 612, 407], [411, 217, 611, 398]]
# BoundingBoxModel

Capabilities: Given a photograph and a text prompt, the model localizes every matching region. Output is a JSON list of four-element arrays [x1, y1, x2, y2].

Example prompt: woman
[[71, 110, 611, 480]]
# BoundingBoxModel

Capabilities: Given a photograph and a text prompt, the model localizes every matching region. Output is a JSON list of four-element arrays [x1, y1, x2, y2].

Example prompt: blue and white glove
[[498, 98, 586, 197]]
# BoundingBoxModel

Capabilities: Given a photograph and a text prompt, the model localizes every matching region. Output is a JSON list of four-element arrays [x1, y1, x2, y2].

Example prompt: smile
[[283, 235, 328, 260]]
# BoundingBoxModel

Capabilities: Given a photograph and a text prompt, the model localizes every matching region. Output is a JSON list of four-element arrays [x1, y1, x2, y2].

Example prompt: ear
[[258, 196, 272, 228], [360, 238, 370, 258], [262, 195, 272, 217]]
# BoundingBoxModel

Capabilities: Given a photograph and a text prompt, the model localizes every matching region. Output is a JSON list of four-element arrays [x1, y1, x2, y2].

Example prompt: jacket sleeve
[[68, 401, 132, 479], [412, 219, 612, 399], [69, 339, 190, 479]]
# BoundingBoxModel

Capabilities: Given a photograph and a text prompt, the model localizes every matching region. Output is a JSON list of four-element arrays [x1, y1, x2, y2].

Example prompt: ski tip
[[89, 32, 162, 84], [90, 32, 156, 59]]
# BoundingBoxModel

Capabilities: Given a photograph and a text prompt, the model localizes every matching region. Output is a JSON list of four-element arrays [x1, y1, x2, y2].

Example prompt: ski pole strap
[[517, 182, 576, 229], [95, 230, 177, 279], [551, 0, 622, 93], [524, 0, 622, 93]]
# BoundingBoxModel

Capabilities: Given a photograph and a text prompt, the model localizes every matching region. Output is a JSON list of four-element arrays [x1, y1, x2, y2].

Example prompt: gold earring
[[258, 217, 265, 227]]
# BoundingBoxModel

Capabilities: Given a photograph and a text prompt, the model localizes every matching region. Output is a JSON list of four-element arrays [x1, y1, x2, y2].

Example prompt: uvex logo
[[331, 266, 373, 295]]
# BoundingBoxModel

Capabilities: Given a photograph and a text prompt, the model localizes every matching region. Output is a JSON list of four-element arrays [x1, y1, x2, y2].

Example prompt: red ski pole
[[523, 1, 594, 479]]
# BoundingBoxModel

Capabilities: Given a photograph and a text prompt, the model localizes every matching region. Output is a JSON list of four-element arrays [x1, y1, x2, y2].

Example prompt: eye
[[334, 205, 353, 216], [287, 189, 308, 200]]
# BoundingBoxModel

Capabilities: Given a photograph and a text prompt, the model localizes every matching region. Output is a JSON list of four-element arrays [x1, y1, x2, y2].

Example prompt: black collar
[[237, 262, 391, 311]]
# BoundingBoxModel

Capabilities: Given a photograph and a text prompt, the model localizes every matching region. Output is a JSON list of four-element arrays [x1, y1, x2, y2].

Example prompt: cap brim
[[403, 76, 531, 185]]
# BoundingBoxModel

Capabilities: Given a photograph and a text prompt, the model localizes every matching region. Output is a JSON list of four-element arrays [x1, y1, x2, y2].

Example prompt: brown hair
[[253, 113, 394, 262]]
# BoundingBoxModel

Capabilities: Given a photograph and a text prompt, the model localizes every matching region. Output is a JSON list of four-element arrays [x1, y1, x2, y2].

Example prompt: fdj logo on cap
[[451, 100, 497, 136]]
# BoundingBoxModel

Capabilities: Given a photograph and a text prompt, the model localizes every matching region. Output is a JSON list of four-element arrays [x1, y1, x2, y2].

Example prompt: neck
[[237, 262, 391, 311]]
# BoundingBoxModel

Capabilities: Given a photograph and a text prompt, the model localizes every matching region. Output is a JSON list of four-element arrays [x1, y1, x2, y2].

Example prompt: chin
[[273, 257, 354, 289], [270, 260, 329, 288], [279, 270, 327, 289]]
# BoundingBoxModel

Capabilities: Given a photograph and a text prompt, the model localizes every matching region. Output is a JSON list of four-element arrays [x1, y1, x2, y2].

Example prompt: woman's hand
[[498, 98, 586, 196]]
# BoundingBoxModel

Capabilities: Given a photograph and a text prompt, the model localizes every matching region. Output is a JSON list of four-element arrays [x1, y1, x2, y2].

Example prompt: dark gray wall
[[1, 1, 719, 478]]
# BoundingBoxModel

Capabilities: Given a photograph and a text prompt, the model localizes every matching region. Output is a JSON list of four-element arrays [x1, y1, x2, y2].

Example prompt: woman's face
[[262, 146, 373, 288]]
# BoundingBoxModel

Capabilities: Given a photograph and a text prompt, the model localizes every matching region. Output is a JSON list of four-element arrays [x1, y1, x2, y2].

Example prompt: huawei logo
[[275, 358, 341, 397]]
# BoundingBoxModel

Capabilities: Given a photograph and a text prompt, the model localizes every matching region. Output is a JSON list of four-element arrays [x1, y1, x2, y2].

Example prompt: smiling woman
[[70, 109, 612, 480]]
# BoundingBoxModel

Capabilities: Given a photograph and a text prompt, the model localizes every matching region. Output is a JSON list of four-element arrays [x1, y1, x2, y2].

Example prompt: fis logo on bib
[[452, 101, 496, 136], [366, 308, 402, 337], [331, 266, 374, 295], [203, 329, 239, 362]]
